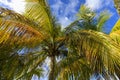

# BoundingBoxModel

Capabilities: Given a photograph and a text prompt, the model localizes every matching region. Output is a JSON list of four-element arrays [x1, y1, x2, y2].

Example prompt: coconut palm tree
[[0, 0, 120, 80]]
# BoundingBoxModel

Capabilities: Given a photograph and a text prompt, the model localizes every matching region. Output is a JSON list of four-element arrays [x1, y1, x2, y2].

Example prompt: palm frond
[[15, 51, 47, 79], [56, 55, 91, 80], [24, 0, 54, 33], [0, 53, 23, 79], [110, 19, 120, 45], [110, 19, 120, 33], [97, 11, 110, 31], [66, 5, 110, 33], [0, 19, 43, 47], [65, 20, 80, 33], [66, 30, 120, 78], [110, 30, 120, 45], [0, 7, 42, 31], [76, 5, 95, 21]]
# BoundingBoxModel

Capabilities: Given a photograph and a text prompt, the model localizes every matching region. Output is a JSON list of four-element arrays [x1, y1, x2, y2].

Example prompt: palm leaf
[[67, 5, 110, 32], [15, 51, 47, 79], [65, 30, 120, 78], [24, 0, 54, 33], [0, 19, 43, 47], [0, 53, 25, 79], [96, 11, 110, 31], [56, 55, 91, 80], [110, 19, 120, 45], [110, 30, 120, 45], [0, 7, 42, 31], [0, 7, 46, 47]]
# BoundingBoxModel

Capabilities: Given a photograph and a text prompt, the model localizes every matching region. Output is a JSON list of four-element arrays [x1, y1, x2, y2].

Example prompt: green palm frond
[[24, 0, 54, 33], [65, 30, 120, 78], [110, 19, 120, 45], [67, 5, 110, 32], [77, 5, 95, 21], [1, 53, 22, 80], [16, 51, 47, 79], [57, 55, 91, 80], [76, 5, 96, 31], [97, 11, 110, 31]]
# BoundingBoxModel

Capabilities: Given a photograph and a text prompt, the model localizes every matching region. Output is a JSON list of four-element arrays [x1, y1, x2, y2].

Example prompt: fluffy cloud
[[85, 0, 114, 10], [0, 0, 25, 13], [85, 0, 103, 10], [50, 0, 80, 28], [0, 0, 79, 27], [50, 0, 114, 28]]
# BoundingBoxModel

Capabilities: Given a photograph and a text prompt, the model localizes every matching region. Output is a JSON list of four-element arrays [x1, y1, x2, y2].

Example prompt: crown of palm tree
[[0, 0, 120, 80]]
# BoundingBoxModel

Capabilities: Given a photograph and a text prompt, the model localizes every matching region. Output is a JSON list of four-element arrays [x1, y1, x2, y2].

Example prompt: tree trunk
[[49, 56, 56, 80]]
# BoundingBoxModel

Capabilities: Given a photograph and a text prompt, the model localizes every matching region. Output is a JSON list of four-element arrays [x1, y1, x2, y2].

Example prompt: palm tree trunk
[[49, 56, 56, 80]]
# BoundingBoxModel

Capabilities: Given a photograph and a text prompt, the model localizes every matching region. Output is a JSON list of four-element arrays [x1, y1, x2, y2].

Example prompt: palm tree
[[0, 0, 120, 80]]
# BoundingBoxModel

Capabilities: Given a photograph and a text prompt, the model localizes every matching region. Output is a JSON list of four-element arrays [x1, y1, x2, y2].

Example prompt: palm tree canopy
[[0, 0, 120, 80]]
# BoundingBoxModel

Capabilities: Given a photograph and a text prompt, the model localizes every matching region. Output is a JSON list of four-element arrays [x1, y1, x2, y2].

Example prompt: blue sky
[[0, 0, 119, 80]]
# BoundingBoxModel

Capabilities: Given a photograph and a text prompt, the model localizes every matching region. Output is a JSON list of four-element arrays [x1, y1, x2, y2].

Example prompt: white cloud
[[85, 0, 114, 10], [51, 0, 79, 28], [59, 17, 73, 28], [0, 0, 25, 13], [0, 0, 77, 27], [85, 0, 103, 10]]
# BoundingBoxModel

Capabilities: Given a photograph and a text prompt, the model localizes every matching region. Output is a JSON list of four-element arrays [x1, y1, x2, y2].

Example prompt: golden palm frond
[[64, 30, 120, 79], [110, 30, 120, 45], [110, 19, 120, 45], [0, 19, 43, 47], [0, 7, 46, 47], [24, 0, 54, 33], [0, 7, 42, 31]]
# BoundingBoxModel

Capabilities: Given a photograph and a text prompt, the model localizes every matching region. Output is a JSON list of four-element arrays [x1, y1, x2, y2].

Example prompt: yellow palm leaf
[[24, 0, 53, 33], [110, 19, 120, 45], [0, 19, 43, 47]]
